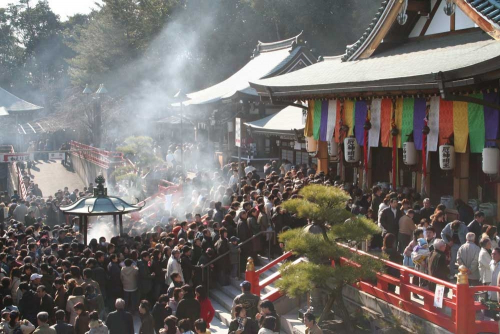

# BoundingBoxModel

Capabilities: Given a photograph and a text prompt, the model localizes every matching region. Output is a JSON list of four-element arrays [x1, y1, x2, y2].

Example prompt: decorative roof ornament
[[443, 0, 456, 16], [397, 0, 409, 25]]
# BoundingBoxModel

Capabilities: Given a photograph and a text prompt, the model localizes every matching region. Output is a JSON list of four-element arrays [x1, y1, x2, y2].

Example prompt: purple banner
[[355, 100, 367, 146], [319, 101, 329, 141], [413, 98, 427, 150], [484, 92, 499, 147]]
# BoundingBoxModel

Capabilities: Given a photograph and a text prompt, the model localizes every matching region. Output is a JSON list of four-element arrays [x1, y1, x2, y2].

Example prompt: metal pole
[[268, 232, 271, 260], [119, 214, 123, 235], [180, 102, 184, 174], [238, 146, 242, 181]]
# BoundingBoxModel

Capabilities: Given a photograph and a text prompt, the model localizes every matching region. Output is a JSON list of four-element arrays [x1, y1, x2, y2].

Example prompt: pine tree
[[279, 184, 384, 330]]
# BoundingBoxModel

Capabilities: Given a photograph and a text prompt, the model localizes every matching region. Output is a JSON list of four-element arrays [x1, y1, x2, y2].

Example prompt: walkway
[[29, 160, 86, 198]]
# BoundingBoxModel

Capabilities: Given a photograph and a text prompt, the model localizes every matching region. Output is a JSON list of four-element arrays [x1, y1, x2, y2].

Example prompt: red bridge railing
[[69, 141, 124, 169], [246, 243, 500, 334]]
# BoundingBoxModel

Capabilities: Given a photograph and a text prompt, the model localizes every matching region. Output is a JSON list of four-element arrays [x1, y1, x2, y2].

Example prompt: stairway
[[209, 255, 308, 334]]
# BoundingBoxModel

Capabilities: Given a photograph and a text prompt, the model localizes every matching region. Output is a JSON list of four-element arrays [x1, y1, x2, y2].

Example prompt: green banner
[[401, 98, 415, 146], [468, 94, 484, 153]]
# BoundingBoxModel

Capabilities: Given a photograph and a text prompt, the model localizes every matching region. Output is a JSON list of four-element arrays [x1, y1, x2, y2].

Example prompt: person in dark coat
[[214, 227, 231, 286], [428, 239, 450, 293], [138, 300, 155, 334], [190, 238, 203, 266], [175, 285, 200, 329], [150, 249, 165, 301], [201, 230, 214, 252], [18, 282, 39, 326], [467, 211, 485, 245], [37, 285, 55, 320], [87, 258, 107, 299], [180, 246, 194, 284], [105, 299, 134, 334], [371, 186, 383, 214], [107, 254, 123, 308], [379, 198, 403, 248], [229, 304, 258, 334], [74, 303, 90, 334], [137, 251, 154, 301], [237, 211, 252, 270], [51, 309, 74, 334], [151, 295, 172, 334]]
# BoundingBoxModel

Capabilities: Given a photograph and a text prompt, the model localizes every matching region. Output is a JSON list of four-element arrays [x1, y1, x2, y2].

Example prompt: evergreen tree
[[280, 184, 384, 330]]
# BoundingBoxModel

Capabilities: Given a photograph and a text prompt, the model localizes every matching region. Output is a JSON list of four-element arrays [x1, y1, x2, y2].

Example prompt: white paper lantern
[[482, 147, 500, 175], [403, 142, 417, 165], [305, 137, 318, 153], [328, 138, 338, 158], [344, 137, 360, 163], [439, 144, 455, 170]]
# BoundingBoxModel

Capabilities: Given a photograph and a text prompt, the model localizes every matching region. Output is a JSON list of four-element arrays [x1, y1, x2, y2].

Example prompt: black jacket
[[52, 321, 74, 334], [18, 289, 39, 325], [379, 207, 403, 236], [176, 294, 200, 326], [137, 259, 153, 295], [40, 293, 55, 318], [228, 318, 258, 334], [105, 309, 134, 334], [180, 254, 194, 283], [152, 302, 172, 334], [237, 220, 252, 252], [107, 262, 123, 295], [467, 219, 482, 245], [91, 266, 108, 295]]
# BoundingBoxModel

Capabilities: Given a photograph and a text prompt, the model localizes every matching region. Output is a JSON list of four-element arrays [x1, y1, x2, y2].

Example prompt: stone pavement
[[28, 160, 86, 198]]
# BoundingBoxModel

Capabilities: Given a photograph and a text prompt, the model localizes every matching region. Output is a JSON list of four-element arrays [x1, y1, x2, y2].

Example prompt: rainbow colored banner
[[305, 95, 499, 153]]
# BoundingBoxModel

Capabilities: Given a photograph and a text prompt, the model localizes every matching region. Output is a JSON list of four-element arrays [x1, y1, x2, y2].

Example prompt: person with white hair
[[457, 232, 481, 285], [105, 299, 134, 334], [428, 239, 449, 291]]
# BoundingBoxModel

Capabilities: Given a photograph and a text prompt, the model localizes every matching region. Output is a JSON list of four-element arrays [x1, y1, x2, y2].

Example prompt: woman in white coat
[[479, 238, 493, 285]]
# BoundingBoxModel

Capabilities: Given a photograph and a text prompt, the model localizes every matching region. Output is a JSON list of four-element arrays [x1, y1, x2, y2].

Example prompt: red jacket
[[196, 297, 215, 327]]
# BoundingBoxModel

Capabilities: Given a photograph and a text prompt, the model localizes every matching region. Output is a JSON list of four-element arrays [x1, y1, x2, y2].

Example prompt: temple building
[[250, 0, 500, 220], [180, 33, 316, 164]]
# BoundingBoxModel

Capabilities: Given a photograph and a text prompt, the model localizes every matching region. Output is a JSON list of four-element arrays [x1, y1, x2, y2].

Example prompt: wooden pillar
[[119, 214, 123, 235], [496, 184, 500, 222], [316, 141, 329, 175], [454, 151, 469, 202], [78, 215, 83, 234], [83, 216, 88, 246]]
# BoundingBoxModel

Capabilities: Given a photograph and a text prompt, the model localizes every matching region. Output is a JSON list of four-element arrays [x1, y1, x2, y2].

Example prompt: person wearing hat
[[30, 273, 43, 290], [231, 281, 260, 320], [180, 246, 194, 285]]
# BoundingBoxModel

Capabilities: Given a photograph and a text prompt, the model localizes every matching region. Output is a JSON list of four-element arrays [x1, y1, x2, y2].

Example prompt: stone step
[[211, 297, 233, 327], [281, 309, 307, 334], [210, 288, 234, 313]]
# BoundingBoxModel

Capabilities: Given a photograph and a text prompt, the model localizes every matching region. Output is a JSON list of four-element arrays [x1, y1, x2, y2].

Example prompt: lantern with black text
[[344, 137, 360, 163], [439, 145, 455, 170], [305, 137, 318, 153], [482, 147, 500, 175], [328, 137, 338, 160], [403, 142, 417, 165]]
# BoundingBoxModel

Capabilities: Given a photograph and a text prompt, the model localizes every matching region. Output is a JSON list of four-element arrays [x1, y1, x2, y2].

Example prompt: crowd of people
[[2, 150, 499, 334]]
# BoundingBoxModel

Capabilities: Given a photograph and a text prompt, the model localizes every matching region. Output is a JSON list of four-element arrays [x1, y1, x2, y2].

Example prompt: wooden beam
[[450, 12, 455, 31], [454, 0, 500, 40], [408, 0, 431, 14], [420, 0, 442, 36]]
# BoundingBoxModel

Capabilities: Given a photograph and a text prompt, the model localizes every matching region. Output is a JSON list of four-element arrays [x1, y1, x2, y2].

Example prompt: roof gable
[[0, 87, 43, 113], [183, 33, 316, 106]]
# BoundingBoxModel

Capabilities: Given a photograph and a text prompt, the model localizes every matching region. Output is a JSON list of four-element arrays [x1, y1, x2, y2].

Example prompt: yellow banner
[[304, 100, 314, 137], [395, 98, 403, 148], [344, 100, 355, 137], [453, 101, 469, 153]]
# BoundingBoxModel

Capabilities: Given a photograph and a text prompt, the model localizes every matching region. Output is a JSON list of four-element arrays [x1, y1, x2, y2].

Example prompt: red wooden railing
[[69, 141, 124, 169], [246, 244, 500, 334]]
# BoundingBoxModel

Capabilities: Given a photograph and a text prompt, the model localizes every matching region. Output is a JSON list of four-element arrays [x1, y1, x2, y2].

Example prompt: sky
[[0, 0, 102, 20]]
